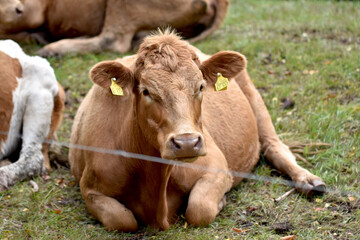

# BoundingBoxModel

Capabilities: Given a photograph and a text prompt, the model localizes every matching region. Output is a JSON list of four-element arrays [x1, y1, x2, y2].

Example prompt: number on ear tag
[[110, 77, 124, 96], [214, 73, 229, 91]]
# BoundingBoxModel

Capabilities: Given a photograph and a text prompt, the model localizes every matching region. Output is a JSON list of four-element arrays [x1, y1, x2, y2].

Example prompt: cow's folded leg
[[0, 90, 53, 191], [0, 144, 43, 191], [37, 36, 105, 57], [37, 31, 134, 57], [185, 170, 232, 226], [109, 32, 134, 54], [234, 72, 326, 196], [83, 192, 138, 232]]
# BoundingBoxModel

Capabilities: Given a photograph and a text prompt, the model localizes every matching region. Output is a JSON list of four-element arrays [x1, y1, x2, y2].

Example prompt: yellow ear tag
[[110, 77, 124, 96], [214, 73, 229, 91]]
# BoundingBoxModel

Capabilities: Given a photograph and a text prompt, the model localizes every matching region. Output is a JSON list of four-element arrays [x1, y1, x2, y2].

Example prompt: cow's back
[[46, 0, 106, 39]]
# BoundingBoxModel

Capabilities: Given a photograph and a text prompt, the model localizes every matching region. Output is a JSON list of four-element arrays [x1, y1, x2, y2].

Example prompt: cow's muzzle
[[163, 133, 206, 160]]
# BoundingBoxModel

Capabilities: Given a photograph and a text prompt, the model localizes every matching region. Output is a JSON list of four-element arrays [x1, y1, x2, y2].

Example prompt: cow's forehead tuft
[[135, 30, 199, 74]]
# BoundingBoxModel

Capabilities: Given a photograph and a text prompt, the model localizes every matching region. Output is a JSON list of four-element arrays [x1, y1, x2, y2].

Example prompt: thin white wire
[[0, 131, 359, 198]]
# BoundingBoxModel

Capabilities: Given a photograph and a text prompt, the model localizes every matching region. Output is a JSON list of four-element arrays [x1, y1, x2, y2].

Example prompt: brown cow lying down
[[69, 31, 325, 231], [0, 40, 65, 191], [0, 0, 228, 57]]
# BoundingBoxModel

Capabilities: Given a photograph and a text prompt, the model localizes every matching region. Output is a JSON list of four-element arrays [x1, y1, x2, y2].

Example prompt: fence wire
[[0, 131, 359, 199]]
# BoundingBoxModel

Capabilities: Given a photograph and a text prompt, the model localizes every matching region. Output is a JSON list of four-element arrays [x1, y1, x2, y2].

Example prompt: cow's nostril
[[171, 135, 202, 151], [170, 137, 181, 150], [167, 133, 205, 159], [194, 136, 202, 149], [15, 7, 23, 15]]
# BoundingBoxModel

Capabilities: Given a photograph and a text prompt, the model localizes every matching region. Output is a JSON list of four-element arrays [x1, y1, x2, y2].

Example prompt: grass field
[[1, 0, 360, 239]]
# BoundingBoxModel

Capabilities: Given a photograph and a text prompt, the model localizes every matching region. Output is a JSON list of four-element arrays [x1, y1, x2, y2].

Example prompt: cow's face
[[0, 0, 24, 24], [90, 33, 245, 161], [134, 51, 206, 161]]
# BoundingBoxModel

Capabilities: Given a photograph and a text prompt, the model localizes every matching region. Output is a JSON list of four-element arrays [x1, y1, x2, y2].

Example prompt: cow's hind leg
[[83, 190, 138, 232], [234, 71, 325, 195], [0, 90, 53, 191], [42, 84, 65, 171]]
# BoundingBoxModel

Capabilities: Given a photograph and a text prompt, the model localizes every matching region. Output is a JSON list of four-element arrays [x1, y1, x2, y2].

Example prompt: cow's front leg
[[185, 173, 232, 226], [82, 189, 138, 232], [185, 144, 233, 226], [234, 71, 326, 195], [37, 30, 134, 57], [0, 90, 53, 191]]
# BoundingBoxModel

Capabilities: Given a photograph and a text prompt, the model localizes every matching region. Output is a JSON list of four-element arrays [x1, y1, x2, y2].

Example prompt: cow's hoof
[[218, 195, 226, 212], [30, 32, 50, 45], [295, 179, 326, 197], [37, 48, 60, 58]]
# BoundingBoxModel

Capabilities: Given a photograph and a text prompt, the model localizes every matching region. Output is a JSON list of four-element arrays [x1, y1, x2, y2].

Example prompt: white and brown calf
[[0, 40, 65, 191]]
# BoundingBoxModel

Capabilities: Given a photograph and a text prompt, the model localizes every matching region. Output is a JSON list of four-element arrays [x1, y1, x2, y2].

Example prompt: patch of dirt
[[328, 201, 360, 214], [256, 86, 270, 93], [270, 221, 294, 234], [281, 97, 295, 110], [235, 218, 255, 228], [261, 53, 273, 65], [339, 94, 358, 105], [56, 197, 82, 206], [121, 226, 159, 240], [281, 28, 360, 45]]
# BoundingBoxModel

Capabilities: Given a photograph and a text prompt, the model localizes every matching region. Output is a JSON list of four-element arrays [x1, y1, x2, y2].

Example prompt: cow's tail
[[187, 0, 229, 43]]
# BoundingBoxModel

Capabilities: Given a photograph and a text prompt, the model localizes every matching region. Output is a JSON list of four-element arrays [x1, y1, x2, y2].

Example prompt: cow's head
[[0, 0, 24, 24], [90, 31, 246, 161]]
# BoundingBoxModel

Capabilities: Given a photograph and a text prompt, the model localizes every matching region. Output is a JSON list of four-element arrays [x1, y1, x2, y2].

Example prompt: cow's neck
[[114, 95, 173, 229]]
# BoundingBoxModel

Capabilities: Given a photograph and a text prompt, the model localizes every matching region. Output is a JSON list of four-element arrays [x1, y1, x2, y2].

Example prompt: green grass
[[1, 0, 360, 239]]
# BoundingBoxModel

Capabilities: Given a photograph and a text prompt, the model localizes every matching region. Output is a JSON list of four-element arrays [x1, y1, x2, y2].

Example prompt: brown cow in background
[[0, 0, 228, 57], [69, 30, 325, 232]]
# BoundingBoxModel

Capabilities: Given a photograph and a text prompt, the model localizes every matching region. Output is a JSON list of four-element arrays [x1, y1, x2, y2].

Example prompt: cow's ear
[[200, 51, 246, 85], [90, 60, 134, 94]]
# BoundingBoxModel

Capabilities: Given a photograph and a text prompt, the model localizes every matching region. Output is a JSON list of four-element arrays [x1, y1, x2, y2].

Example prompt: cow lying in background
[[0, 0, 228, 57], [0, 40, 65, 191], [69, 30, 325, 232]]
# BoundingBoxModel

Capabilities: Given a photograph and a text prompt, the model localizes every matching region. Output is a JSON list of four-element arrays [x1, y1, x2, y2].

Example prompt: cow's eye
[[142, 89, 150, 96], [195, 84, 205, 98]]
